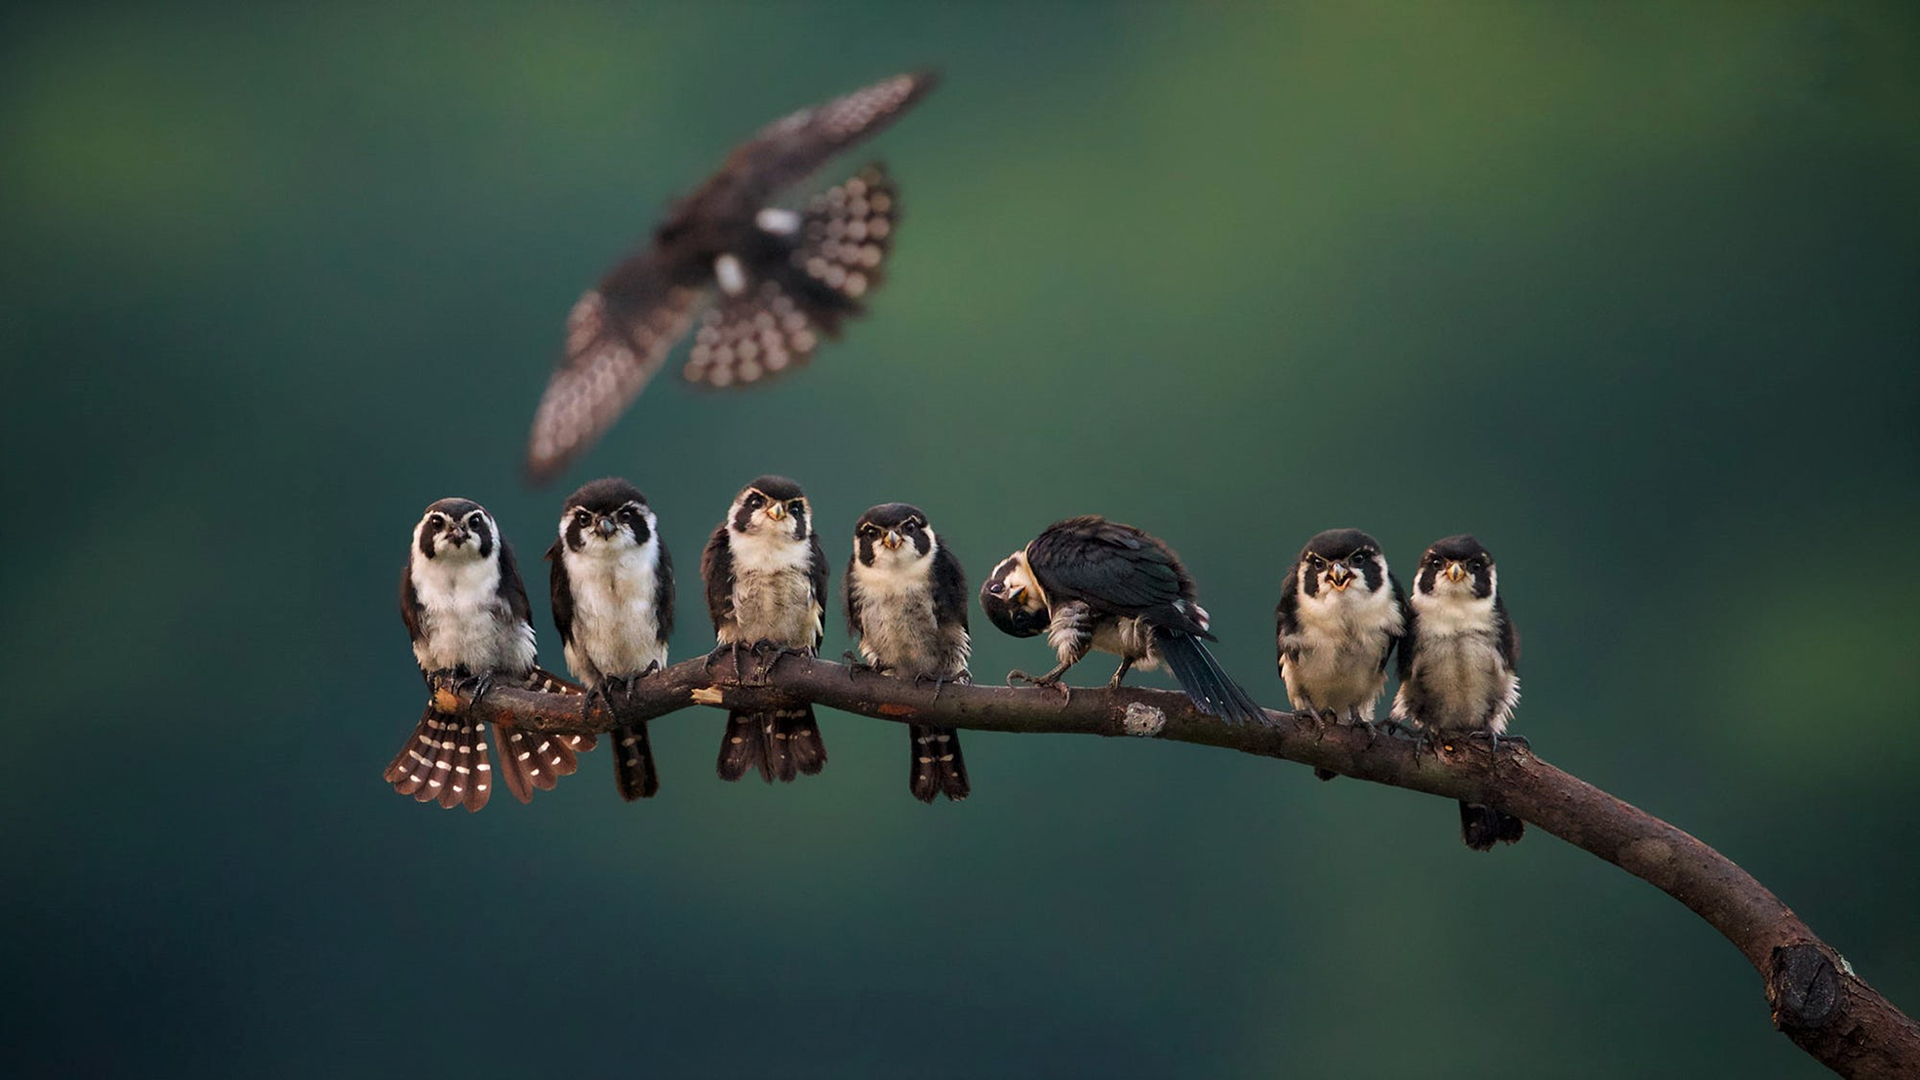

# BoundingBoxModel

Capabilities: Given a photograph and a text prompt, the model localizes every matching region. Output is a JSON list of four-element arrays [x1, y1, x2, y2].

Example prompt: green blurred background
[[4, 2, 1916, 1076]]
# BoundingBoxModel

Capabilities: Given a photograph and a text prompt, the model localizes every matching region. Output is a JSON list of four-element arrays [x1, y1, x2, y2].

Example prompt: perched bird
[[701, 476, 830, 782], [548, 478, 674, 801], [385, 498, 590, 810], [845, 503, 972, 803], [1390, 534, 1525, 851], [1276, 528, 1407, 780], [980, 516, 1267, 725], [526, 71, 940, 483]]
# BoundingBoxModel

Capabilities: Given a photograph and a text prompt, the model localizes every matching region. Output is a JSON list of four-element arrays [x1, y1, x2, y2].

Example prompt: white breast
[[722, 528, 819, 648], [1392, 591, 1518, 732], [1280, 586, 1401, 716], [851, 554, 956, 676], [410, 553, 535, 676], [562, 540, 667, 684]]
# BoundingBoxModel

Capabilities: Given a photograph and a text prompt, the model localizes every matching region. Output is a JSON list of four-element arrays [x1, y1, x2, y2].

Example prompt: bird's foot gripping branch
[[431, 653, 1920, 1080]]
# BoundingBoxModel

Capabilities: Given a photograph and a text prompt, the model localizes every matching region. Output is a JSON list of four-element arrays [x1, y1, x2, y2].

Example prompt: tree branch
[[435, 655, 1919, 1079]]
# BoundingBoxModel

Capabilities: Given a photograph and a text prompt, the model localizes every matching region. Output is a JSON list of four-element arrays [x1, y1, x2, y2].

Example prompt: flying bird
[[547, 478, 674, 800], [1390, 534, 1525, 851], [845, 503, 972, 803], [701, 475, 831, 783], [386, 498, 592, 810], [525, 71, 940, 483], [980, 516, 1267, 725], [1276, 528, 1407, 780]]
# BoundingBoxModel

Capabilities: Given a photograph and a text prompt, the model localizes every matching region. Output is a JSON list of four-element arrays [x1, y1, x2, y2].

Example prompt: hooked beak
[[881, 529, 902, 551], [1326, 564, 1353, 591], [445, 526, 470, 546], [1444, 561, 1466, 584], [1006, 585, 1027, 604], [595, 517, 617, 539], [765, 503, 786, 522]]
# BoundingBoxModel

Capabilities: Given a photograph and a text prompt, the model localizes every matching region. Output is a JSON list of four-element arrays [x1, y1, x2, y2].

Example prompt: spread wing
[[720, 71, 938, 207], [1026, 516, 1202, 633], [525, 252, 708, 484], [701, 525, 735, 635], [546, 538, 575, 648], [681, 164, 900, 390]]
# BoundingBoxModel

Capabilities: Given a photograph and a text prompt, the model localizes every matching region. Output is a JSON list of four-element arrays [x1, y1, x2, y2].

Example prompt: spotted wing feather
[[526, 256, 707, 483], [722, 72, 938, 204]]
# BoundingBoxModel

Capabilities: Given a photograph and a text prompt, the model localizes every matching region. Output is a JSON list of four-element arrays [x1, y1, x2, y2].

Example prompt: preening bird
[[525, 71, 940, 483], [547, 478, 674, 801], [845, 503, 972, 803], [1390, 534, 1525, 851], [701, 476, 830, 782], [980, 516, 1267, 725], [1276, 528, 1407, 780], [386, 498, 591, 810]]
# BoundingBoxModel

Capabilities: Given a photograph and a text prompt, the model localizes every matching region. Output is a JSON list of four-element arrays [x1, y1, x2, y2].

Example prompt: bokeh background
[[4, 3, 1917, 1076]]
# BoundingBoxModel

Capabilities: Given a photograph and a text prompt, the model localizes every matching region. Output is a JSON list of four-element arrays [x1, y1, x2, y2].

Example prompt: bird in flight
[[525, 71, 940, 484]]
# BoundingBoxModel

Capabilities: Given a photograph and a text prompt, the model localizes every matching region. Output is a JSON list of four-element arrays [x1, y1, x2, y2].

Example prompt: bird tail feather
[[1154, 629, 1268, 725], [611, 722, 661, 800], [718, 706, 827, 783], [384, 707, 492, 812], [1459, 801, 1526, 851], [908, 723, 969, 803]]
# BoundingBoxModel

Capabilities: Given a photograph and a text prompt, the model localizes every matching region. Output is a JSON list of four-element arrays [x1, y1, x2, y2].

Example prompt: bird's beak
[[1006, 585, 1026, 604], [882, 530, 902, 551], [765, 503, 786, 522], [595, 517, 617, 538], [446, 526, 470, 546], [1444, 561, 1466, 583], [1326, 565, 1352, 590]]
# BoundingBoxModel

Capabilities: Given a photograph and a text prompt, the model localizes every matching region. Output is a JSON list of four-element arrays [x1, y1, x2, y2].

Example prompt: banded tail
[[384, 707, 493, 812], [492, 724, 585, 803], [612, 722, 661, 801], [1155, 628, 1268, 725], [717, 706, 827, 783], [908, 724, 969, 803], [1460, 801, 1526, 851]]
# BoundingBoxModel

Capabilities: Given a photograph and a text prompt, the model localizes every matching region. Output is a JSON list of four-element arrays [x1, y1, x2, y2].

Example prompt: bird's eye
[[746, 494, 763, 508], [789, 500, 805, 514], [468, 514, 485, 528], [987, 582, 1004, 595], [1308, 555, 1324, 568], [623, 506, 640, 519], [426, 514, 444, 529], [1469, 559, 1484, 572], [574, 510, 591, 524], [902, 520, 918, 533], [1350, 551, 1369, 565]]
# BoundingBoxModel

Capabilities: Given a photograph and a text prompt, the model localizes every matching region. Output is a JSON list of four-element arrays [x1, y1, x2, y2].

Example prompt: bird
[[1276, 528, 1407, 780], [385, 498, 592, 810], [844, 503, 972, 803], [525, 71, 940, 483], [547, 478, 674, 801], [979, 516, 1267, 725], [701, 475, 830, 782], [1389, 534, 1525, 851]]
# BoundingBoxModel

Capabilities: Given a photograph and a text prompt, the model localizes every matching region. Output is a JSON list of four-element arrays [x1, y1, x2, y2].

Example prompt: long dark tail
[[612, 722, 660, 801], [908, 724, 969, 803], [1459, 801, 1526, 851], [1155, 629, 1268, 725], [718, 706, 827, 783], [492, 723, 583, 804], [384, 707, 492, 812]]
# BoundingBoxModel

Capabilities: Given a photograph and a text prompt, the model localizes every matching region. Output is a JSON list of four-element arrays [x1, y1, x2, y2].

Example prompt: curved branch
[[435, 655, 1919, 1078]]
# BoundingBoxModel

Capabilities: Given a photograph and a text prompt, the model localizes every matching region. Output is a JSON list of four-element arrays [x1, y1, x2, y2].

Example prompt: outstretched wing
[[525, 253, 707, 484], [1026, 516, 1202, 633], [681, 164, 900, 389], [721, 71, 938, 206]]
